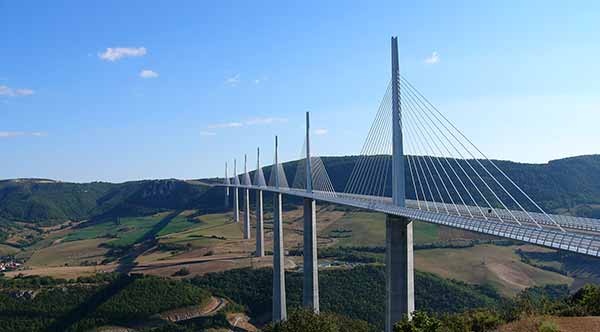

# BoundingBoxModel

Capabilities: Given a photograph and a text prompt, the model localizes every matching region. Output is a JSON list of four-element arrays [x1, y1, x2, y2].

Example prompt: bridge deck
[[218, 184, 600, 258]]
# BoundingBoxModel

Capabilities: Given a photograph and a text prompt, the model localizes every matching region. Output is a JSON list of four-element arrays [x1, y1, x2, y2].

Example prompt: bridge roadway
[[218, 184, 600, 258]]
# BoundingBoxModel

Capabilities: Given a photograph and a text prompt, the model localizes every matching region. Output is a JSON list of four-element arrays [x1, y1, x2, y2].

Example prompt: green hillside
[[0, 179, 114, 226], [0, 274, 212, 332], [192, 265, 505, 330], [0, 179, 221, 228], [1, 154, 599, 243]]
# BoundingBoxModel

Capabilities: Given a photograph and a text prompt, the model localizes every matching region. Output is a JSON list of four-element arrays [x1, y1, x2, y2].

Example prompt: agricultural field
[[0, 243, 19, 256], [414, 244, 573, 296], [26, 238, 109, 267], [63, 212, 172, 247], [321, 211, 442, 247], [2, 206, 581, 299]]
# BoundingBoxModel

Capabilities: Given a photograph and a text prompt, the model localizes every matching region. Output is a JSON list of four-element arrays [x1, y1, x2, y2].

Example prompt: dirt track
[[159, 296, 228, 322]]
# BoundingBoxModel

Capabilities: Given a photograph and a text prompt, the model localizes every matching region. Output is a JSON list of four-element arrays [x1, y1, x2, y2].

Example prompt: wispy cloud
[[208, 122, 244, 129], [225, 74, 240, 87], [139, 69, 159, 78], [424, 51, 440, 64], [0, 85, 34, 97], [0, 131, 46, 138], [200, 131, 217, 136], [314, 128, 328, 136], [99, 47, 147, 61]]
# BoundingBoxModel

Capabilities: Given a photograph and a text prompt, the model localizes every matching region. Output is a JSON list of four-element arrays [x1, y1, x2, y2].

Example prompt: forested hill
[[0, 154, 599, 228], [0, 179, 224, 227]]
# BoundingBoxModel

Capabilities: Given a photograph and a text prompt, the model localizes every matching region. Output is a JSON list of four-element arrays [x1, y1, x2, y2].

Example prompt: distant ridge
[[0, 155, 599, 229]]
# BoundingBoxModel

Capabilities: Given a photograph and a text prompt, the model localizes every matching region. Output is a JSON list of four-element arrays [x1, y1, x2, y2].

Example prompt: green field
[[156, 213, 199, 236], [63, 213, 169, 247], [322, 211, 440, 247], [158, 212, 242, 247]]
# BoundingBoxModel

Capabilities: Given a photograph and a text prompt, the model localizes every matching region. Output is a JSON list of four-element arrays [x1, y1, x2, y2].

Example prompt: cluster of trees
[[0, 274, 212, 332], [268, 284, 600, 332], [192, 265, 504, 330], [1, 267, 600, 332], [264, 309, 373, 332]]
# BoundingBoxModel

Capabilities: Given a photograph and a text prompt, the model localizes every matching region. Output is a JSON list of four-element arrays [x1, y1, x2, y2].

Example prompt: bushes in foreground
[[263, 309, 373, 332]]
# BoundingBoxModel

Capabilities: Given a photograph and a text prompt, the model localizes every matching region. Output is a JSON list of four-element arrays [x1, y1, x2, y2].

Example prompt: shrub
[[538, 320, 560, 332], [173, 267, 191, 277], [394, 311, 441, 332]]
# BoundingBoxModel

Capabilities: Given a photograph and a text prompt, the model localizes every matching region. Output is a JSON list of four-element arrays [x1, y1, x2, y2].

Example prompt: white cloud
[[139, 69, 159, 78], [14, 88, 34, 96], [200, 131, 217, 136], [225, 74, 240, 86], [314, 128, 328, 136], [254, 79, 261, 84], [0, 85, 34, 97], [208, 122, 244, 129], [99, 47, 147, 61], [424, 51, 440, 64], [0, 131, 46, 138]]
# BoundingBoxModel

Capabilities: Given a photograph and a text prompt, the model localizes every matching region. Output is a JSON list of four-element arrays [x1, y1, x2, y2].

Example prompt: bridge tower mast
[[272, 136, 287, 321], [303, 111, 319, 313], [255, 147, 265, 257], [386, 36, 415, 331]]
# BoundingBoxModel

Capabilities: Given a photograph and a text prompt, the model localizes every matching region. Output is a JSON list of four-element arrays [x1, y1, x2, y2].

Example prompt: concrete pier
[[244, 188, 251, 239], [273, 194, 287, 321], [272, 135, 287, 322], [302, 198, 319, 313], [233, 188, 239, 223], [385, 215, 414, 331], [302, 111, 320, 312], [256, 190, 264, 257]]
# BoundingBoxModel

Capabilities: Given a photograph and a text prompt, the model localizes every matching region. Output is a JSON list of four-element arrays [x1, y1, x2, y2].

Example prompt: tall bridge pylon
[[219, 36, 600, 329], [386, 36, 414, 331]]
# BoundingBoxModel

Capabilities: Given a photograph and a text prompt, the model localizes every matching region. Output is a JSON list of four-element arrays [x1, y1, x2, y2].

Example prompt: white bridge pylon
[[218, 37, 600, 329]]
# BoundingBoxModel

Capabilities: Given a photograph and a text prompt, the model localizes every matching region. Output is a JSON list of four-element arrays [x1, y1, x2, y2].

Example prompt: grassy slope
[[26, 238, 108, 267], [0, 243, 19, 256], [14, 208, 573, 297], [63, 212, 168, 247], [159, 212, 243, 247], [319, 211, 572, 296], [415, 244, 573, 296], [321, 211, 440, 247]]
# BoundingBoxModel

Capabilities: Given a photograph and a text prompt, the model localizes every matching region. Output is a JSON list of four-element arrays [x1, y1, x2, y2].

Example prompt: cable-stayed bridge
[[214, 37, 600, 331]]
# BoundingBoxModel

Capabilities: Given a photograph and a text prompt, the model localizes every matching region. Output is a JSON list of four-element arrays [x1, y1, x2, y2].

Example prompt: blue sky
[[1, 1, 599, 182]]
